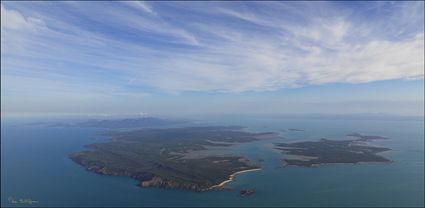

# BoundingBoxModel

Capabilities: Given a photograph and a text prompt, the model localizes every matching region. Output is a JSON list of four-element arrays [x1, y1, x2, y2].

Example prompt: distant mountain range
[[30, 117, 189, 129]]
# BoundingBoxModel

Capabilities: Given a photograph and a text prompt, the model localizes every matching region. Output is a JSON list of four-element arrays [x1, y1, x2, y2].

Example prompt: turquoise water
[[1, 117, 424, 207]]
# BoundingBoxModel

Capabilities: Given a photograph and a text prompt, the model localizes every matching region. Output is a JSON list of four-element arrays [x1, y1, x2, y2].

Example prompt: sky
[[1, 1, 424, 117]]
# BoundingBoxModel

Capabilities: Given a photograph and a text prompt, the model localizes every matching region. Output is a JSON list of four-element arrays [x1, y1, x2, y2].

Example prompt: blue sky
[[1, 1, 424, 117]]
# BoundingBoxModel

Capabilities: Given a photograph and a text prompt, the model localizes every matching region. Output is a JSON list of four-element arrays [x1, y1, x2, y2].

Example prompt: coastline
[[209, 168, 261, 190]]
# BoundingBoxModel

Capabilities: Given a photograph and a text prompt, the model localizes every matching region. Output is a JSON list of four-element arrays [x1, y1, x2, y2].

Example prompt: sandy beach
[[209, 168, 261, 189]]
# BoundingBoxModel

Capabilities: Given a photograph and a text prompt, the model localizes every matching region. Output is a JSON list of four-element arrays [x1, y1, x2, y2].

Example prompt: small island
[[240, 189, 256, 197], [70, 126, 275, 191], [275, 133, 392, 167], [288, 128, 304, 132]]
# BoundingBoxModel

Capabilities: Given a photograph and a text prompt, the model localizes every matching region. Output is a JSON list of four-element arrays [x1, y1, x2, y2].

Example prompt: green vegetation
[[70, 126, 274, 191], [275, 133, 392, 167]]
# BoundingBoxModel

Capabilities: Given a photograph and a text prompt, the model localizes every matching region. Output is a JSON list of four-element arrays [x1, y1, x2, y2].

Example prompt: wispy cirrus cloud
[[1, 1, 424, 116], [123, 1, 157, 16], [1, 1, 423, 94]]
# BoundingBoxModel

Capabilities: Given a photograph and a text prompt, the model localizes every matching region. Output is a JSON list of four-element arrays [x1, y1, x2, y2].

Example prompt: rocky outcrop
[[139, 176, 209, 191], [240, 188, 256, 197]]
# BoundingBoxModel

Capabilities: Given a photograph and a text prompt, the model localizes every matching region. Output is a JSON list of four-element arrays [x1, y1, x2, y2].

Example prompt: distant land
[[288, 128, 305, 132], [69, 126, 277, 191], [271, 113, 424, 121], [28, 117, 188, 129], [275, 133, 392, 167]]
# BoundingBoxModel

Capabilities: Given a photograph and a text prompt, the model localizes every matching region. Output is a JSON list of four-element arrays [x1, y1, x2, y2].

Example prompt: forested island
[[69, 126, 275, 191], [275, 133, 392, 167]]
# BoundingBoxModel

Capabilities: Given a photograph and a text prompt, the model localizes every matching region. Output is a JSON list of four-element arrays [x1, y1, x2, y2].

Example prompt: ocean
[[1, 116, 424, 207]]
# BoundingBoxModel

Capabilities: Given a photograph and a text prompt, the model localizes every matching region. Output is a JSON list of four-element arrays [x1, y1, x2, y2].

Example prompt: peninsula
[[70, 126, 275, 191]]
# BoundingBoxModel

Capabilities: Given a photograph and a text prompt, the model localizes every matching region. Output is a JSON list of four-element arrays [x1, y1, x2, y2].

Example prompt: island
[[274, 133, 392, 167], [288, 128, 304, 132], [69, 126, 275, 191], [240, 189, 256, 197]]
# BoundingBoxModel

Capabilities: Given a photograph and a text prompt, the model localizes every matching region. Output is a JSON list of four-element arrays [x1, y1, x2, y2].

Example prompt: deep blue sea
[[1, 116, 424, 207]]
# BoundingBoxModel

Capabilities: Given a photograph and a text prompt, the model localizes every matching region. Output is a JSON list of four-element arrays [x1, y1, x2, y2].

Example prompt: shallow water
[[1, 117, 423, 207]]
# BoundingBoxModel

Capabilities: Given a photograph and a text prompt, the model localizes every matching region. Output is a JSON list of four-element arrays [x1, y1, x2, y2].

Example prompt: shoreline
[[209, 168, 261, 190]]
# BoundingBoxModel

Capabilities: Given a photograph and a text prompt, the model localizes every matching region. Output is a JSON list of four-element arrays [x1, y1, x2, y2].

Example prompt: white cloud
[[123, 1, 157, 16], [298, 33, 424, 85], [1, 1, 424, 94], [1, 4, 30, 30], [1, 4, 44, 31], [134, 25, 423, 92]]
